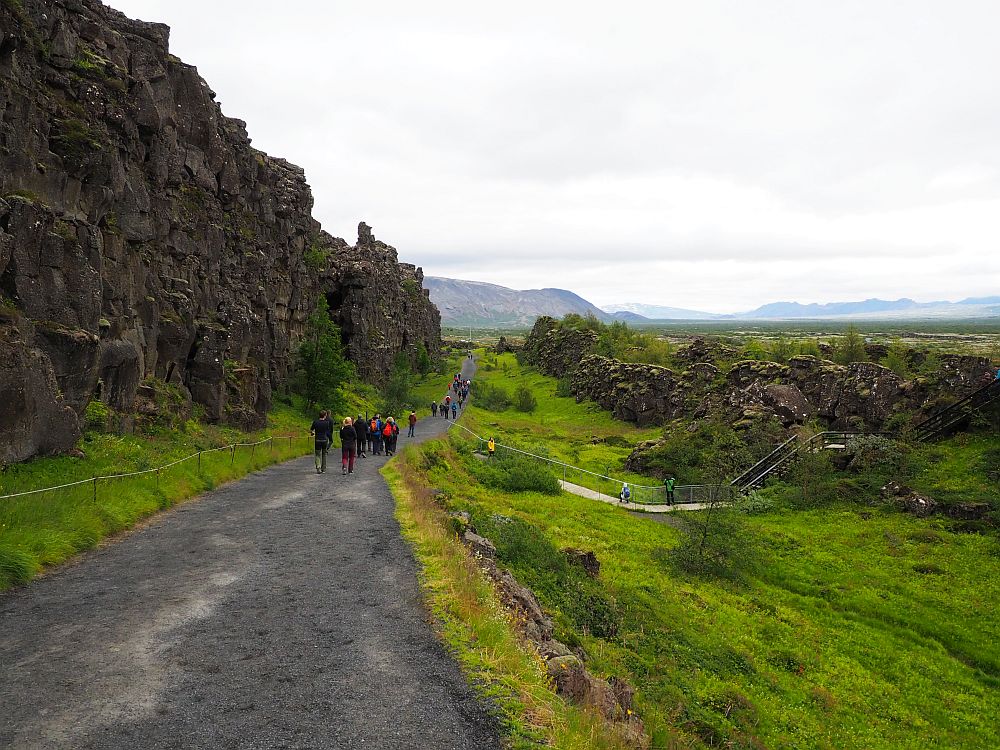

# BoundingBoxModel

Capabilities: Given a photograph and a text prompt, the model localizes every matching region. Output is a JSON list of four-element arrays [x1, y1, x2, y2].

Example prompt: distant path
[[559, 480, 713, 512], [0, 359, 497, 749]]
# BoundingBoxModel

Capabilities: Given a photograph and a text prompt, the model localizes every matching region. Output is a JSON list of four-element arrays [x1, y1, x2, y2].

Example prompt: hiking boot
[[342, 466, 348, 475]]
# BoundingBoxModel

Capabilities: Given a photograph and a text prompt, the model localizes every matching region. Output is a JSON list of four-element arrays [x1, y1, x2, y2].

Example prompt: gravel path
[[0, 360, 497, 749]]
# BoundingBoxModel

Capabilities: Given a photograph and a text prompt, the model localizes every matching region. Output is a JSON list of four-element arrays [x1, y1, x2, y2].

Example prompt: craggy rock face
[[0, 1, 439, 463], [524, 324, 994, 434]]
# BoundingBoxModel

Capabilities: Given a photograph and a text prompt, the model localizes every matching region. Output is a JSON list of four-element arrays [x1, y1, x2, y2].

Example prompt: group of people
[[430, 397, 459, 420], [619, 475, 676, 505], [309, 410, 418, 475]]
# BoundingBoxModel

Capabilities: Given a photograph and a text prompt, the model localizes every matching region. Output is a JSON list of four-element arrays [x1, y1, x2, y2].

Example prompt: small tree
[[882, 339, 910, 377], [769, 336, 794, 363], [669, 423, 756, 579], [834, 324, 868, 365], [415, 342, 433, 378], [514, 385, 538, 413], [293, 297, 354, 412], [380, 352, 413, 416]]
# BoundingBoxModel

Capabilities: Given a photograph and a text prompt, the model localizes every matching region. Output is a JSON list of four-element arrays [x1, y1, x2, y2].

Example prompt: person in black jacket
[[310, 410, 334, 474], [340, 417, 357, 475], [354, 415, 368, 458]]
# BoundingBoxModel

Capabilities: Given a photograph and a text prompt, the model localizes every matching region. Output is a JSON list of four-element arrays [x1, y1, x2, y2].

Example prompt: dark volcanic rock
[[0, 0, 440, 463]]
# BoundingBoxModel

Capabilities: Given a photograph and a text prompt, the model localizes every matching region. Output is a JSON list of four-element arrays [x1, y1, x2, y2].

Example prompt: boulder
[[563, 547, 601, 578], [945, 503, 991, 521], [462, 530, 496, 559], [897, 493, 938, 517]]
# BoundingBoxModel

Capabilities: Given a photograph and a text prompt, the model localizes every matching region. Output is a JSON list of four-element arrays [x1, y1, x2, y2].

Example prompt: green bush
[[474, 382, 511, 411], [471, 451, 560, 495], [513, 385, 537, 413], [83, 400, 110, 432]]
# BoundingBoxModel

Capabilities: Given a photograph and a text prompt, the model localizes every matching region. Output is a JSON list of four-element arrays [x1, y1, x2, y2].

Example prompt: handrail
[[447, 421, 730, 504], [730, 436, 797, 487], [0, 434, 308, 502]]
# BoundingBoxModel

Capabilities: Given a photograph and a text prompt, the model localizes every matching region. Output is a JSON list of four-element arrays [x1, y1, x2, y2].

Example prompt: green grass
[[465, 352, 665, 498], [393, 354, 1000, 749], [385, 451, 640, 750], [0, 402, 312, 591]]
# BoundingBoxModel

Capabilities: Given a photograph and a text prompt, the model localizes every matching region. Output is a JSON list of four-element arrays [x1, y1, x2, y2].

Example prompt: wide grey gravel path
[[0, 360, 496, 749]]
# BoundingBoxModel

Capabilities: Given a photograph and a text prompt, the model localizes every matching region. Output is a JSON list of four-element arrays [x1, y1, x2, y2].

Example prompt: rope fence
[[447, 422, 732, 506], [0, 434, 312, 503]]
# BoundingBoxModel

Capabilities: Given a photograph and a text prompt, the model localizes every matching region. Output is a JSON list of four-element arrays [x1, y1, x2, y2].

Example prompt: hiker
[[368, 416, 378, 454], [310, 409, 334, 474], [487, 437, 495, 458], [619, 483, 631, 503], [664, 476, 676, 505], [382, 417, 398, 456], [340, 418, 357, 475], [372, 414, 384, 455], [354, 415, 368, 458], [408, 410, 417, 437], [451, 400, 458, 419], [443, 395, 451, 420], [431, 400, 438, 417]]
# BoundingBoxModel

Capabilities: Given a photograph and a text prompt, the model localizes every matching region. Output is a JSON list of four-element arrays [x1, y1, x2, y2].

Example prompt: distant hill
[[736, 297, 1000, 319], [429, 277, 1000, 327], [602, 302, 720, 320], [425, 277, 631, 327]]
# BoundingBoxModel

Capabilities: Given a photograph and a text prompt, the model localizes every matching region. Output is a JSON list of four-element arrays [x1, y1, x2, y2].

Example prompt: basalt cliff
[[0, 0, 440, 463]]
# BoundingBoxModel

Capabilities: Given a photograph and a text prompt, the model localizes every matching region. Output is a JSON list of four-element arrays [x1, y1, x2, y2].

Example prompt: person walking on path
[[619, 483, 631, 504], [664, 476, 675, 505], [451, 401, 458, 419], [408, 410, 417, 437], [354, 415, 368, 458], [340, 418, 357, 475], [487, 437, 495, 458], [372, 415, 384, 455], [431, 400, 438, 417], [382, 417, 399, 456], [443, 396, 451, 420], [310, 410, 334, 474]]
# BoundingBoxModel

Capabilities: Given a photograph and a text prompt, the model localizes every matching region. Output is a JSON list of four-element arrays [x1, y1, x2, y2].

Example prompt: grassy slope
[[468, 352, 664, 492], [397, 354, 1000, 749], [385, 455, 637, 750]]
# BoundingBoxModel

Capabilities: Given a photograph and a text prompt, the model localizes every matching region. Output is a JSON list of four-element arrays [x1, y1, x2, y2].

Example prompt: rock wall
[[0, 0, 439, 463], [524, 321, 993, 433]]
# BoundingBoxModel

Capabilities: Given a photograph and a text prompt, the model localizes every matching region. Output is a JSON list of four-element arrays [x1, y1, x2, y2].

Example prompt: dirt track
[[0, 360, 497, 749]]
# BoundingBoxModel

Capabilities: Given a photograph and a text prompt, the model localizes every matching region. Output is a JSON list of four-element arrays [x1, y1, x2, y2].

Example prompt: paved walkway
[[559, 480, 714, 512], [0, 360, 497, 750]]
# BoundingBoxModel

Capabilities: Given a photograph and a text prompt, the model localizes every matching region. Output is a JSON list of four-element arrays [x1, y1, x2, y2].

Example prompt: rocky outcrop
[[524, 316, 598, 377], [524, 320, 993, 435], [448, 510, 645, 746], [0, 0, 439, 463]]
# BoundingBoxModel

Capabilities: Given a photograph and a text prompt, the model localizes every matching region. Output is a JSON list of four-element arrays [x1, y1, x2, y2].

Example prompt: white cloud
[[108, 0, 1000, 312]]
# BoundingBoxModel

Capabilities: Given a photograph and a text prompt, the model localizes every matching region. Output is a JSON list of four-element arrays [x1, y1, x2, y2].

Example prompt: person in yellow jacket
[[487, 437, 495, 459]]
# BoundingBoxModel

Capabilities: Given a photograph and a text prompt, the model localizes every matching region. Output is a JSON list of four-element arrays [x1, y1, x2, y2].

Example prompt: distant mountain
[[736, 297, 1000, 319], [425, 277, 626, 327], [602, 302, 720, 320]]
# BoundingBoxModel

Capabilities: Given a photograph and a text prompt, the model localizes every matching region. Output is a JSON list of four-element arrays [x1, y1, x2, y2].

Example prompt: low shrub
[[474, 382, 511, 411], [83, 400, 110, 432], [513, 385, 537, 413]]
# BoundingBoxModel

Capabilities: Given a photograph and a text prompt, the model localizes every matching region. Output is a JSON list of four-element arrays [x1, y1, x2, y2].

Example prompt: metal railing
[[0, 434, 311, 503], [447, 422, 731, 506]]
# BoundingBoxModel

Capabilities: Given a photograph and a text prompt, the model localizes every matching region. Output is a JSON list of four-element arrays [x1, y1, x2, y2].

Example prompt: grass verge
[[384, 447, 639, 750]]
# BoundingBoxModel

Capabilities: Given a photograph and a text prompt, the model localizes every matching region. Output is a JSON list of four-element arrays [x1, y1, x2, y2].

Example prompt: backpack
[[383, 423, 393, 438], [622, 486, 631, 500]]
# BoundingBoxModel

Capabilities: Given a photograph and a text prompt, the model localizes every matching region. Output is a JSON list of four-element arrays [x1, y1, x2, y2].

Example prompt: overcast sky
[[108, 0, 1000, 313]]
